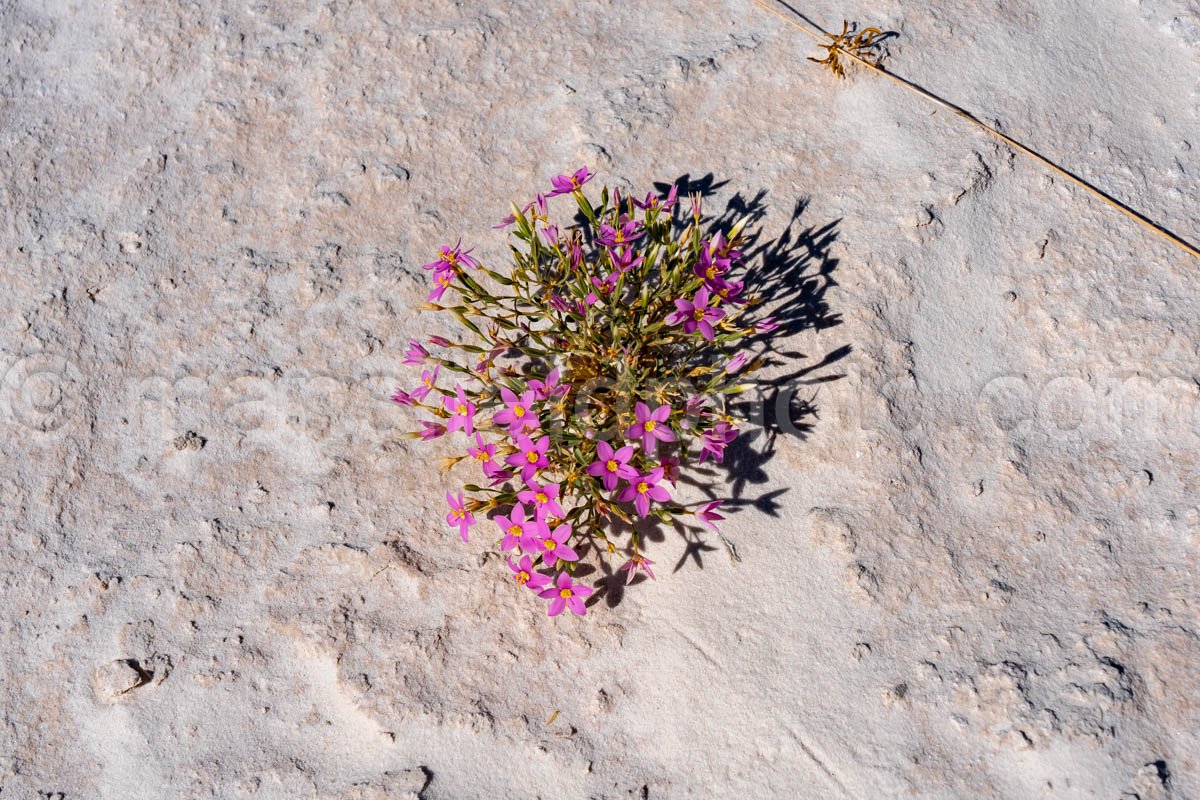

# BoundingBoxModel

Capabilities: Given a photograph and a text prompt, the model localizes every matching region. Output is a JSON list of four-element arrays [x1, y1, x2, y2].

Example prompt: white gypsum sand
[[1, 0, 1197, 797]]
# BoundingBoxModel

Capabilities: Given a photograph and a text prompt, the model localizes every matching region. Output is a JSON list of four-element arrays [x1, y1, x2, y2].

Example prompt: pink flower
[[715, 279, 745, 305], [753, 316, 779, 333], [659, 456, 681, 487], [422, 240, 480, 272], [475, 346, 503, 378], [548, 166, 594, 196], [626, 402, 676, 451], [617, 468, 671, 518], [678, 395, 707, 432], [633, 184, 678, 211], [416, 421, 445, 441], [689, 191, 703, 220], [404, 339, 430, 365], [585, 440, 637, 491], [533, 522, 579, 567], [538, 571, 593, 616], [517, 481, 565, 520], [725, 352, 751, 374], [697, 500, 725, 531], [597, 220, 644, 248], [485, 468, 513, 487], [608, 246, 644, 274], [391, 388, 416, 407], [493, 386, 540, 434], [665, 286, 725, 340], [494, 200, 535, 229], [618, 554, 656, 584], [591, 272, 618, 296], [442, 385, 476, 435], [494, 504, 540, 552], [427, 269, 453, 302], [694, 241, 731, 286], [445, 492, 475, 542], [504, 434, 550, 482], [529, 367, 568, 401], [507, 555, 551, 591], [410, 365, 440, 402], [429, 335, 451, 347], [567, 240, 583, 270], [699, 421, 738, 463], [467, 432, 507, 479]]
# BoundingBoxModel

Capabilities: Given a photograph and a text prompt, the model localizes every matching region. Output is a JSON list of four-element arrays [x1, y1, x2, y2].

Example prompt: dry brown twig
[[750, 0, 1200, 260], [808, 19, 885, 78]]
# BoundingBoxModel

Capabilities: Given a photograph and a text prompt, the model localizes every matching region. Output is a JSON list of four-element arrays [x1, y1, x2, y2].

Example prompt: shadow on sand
[[596, 173, 850, 607]]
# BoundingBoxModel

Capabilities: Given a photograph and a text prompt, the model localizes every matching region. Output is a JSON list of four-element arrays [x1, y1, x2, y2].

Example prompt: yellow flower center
[[637, 481, 649, 494], [706, 265, 718, 279], [525, 451, 539, 463], [605, 459, 618, 473], [515, 572, 529, 584], [535, 492, 548, 504], [543, 539, 557, 551], [692, 307, 705, 321], [644, 420, 656, 432], [456, 403, 468, 415], [473, 450, 490, 462], [437, 273, 451, 287], [570, 177, 581, 189], [451, 509, 465, 520], [559, 588, 573, 598], [423, 376, 433, 387], [508, 525, 522, 536], [514, 406, 526, 418]]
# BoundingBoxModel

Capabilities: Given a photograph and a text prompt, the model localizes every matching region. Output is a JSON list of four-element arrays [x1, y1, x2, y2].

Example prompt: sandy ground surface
[[3, 1, 1199, 798]]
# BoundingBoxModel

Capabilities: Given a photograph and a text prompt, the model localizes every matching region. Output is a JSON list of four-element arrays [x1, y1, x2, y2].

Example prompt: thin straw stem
[[750, 0, 1200, 260]]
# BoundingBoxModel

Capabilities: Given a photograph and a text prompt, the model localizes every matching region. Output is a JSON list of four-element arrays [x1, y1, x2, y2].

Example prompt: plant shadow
[[591, 177, 850, 608]]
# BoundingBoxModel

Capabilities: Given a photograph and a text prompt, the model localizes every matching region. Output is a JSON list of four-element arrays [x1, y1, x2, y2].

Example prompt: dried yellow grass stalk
[[751, 0, 1200, 260]]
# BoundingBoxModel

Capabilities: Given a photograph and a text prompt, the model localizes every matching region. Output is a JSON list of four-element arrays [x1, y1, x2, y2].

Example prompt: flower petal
[[648, 485, 671, 502]]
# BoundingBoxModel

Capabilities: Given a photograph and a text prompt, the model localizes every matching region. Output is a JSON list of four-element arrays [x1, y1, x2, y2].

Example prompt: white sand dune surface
[[1, 1, 1198, 797]]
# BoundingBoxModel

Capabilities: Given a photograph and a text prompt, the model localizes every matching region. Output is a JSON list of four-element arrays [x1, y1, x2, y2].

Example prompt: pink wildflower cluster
[[393, 168, 774, 616]]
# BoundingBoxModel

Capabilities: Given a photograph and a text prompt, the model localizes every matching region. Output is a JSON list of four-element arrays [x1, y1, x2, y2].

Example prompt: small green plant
[[392, 168, 778, 616]]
